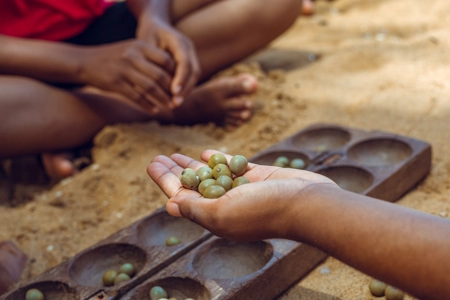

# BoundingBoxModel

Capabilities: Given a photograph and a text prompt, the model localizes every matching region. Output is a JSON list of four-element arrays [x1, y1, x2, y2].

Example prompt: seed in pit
[[119, 263, 136, 277], [114, 273, 130, 285], [229, 155, 248, 176], [273, 156, 289, 167], [208, 153, 227, 169], [179, 168, 200, 190], [25, 289, 44, 300], [289, 158, 306, 169], [102, 269, 118, 286], [150, 286, 168, 300], [165, 236, 181, 246]]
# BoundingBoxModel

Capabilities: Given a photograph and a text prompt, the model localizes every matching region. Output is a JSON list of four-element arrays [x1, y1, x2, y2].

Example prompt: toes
[[302, 0, 314, 15], [222, 74, 258, 97], [41, 153, 76, 180], [225, 98, 254, 111]]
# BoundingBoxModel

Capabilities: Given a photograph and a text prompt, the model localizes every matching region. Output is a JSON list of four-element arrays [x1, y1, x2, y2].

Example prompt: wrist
[[283, 182, 342, 243], [74, 47, 95, 85]]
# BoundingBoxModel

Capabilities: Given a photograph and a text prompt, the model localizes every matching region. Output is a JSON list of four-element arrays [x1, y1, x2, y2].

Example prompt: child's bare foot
[[163, 74, 257, 127], [302, 0, 314, 15], [41, 152, 77, 180]]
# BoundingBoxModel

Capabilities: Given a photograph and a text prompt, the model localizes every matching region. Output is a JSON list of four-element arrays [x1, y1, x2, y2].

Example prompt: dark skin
[[1, 0, 302, 178], [0, 0, 199, 113], [147, 150, 450, 300]]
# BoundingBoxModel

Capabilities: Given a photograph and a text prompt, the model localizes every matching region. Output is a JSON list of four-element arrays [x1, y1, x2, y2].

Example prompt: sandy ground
[[2, 0, 450, 299]]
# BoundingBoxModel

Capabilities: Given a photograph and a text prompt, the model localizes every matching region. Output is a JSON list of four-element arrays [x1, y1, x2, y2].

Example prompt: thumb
[[166, 196, 216, 228]]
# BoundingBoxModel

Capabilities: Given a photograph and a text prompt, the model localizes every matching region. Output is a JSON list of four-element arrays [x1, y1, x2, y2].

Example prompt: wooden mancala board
[[1, 123, 431, 300]]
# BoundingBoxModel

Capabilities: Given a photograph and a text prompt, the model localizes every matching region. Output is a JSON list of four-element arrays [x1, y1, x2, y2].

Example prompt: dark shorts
[[52, 2, 137, 89], [65, 2, 137, 46]]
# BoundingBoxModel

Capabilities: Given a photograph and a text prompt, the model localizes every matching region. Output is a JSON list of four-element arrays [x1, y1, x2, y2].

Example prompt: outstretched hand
[[147, 150, 337, 241]]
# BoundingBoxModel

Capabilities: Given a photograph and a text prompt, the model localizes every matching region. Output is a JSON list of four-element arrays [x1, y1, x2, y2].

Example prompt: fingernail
[[174, 96, 184, 106], [245, 100, 253, 108], [173, 85, 182, 95], [167, 202, 181, 217], [241, 110, 251, 119], [242, 79, 254, 92]]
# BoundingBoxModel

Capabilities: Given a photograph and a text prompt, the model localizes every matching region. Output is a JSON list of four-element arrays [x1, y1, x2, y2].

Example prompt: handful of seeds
[[179, 154, 249, 198]]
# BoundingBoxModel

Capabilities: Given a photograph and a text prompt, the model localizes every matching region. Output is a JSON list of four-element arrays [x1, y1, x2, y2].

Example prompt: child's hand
[[137, 17, 201, 107], [78, 40, 176, 114], [147, 150, 337, 242]]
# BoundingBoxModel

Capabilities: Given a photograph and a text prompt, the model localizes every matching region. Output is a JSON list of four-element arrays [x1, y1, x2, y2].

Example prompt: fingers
[[141, 43, 176, 74], [170, 153, 206, 170], [147, 155, 184, 198], [167, 196, 218, 229], [131, 56, 173, 93], [125, 68, 172, 109], [170, 38, 201, 105]]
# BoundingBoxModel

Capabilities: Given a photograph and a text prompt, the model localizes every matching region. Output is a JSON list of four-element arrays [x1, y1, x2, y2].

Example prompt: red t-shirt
[[0, 0, 114, 41]]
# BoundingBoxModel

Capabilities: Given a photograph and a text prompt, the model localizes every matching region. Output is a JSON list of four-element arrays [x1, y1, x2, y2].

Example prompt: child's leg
[[0, 73, 257, 158], [171, 0, 302, 78], [2, 0, 300, 178]]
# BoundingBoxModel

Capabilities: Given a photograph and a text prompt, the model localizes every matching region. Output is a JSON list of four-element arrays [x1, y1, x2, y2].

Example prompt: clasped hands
[[78, 15, 200, 114]]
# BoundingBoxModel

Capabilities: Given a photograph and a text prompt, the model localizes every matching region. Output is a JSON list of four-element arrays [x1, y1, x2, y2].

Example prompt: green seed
[[119, 263, 136, 277], [229, 155, 248, 176], [179, 168, 200, 190], [385, 286, 404, 300], [150, 286, 168, 300], [114, 273, 130, 285], [212, 164, 232, 179], [203, 185, 227, 199], [165, 236, 181, 246], [232, 177, 250, 188], [198, 178, 216, 195], [273, 156, 289, 167], [216, 175, 233, 191], [369, 278, 387, 297], [208, 153, 227, 169], [25, 289, 44, 300], [290, 158, 306, 169], [315, 145, 327, 152], [195, 166, 213, 181], [102, 270, 117, 287]]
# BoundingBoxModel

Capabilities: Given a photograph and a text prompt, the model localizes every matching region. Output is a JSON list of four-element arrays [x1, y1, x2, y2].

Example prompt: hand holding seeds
[[147, 149, 335, 241], [148, 150, 450, 300], [179, 154, 249, 198]]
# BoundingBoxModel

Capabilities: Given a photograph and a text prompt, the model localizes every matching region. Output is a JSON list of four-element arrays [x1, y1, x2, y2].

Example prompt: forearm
[[290, 185, 450, 299], [0, 35, 86, 83]]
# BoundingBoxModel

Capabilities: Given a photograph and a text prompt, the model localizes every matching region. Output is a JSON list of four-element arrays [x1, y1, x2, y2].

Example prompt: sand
[[2, 0, 450, 299]]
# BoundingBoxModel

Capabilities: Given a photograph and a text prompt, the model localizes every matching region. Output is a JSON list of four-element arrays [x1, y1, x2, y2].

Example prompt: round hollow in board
[[136, 211, 205, 247], [3, 281, 78, 300], [192, 238, 273, 280], [347, 138, 412, 166], [291, 127, 351, 151], [68, 243, 147, 287], [317, 166, 373, 194], [250, 150, 309, 168], [130, 276, 210, 300]]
